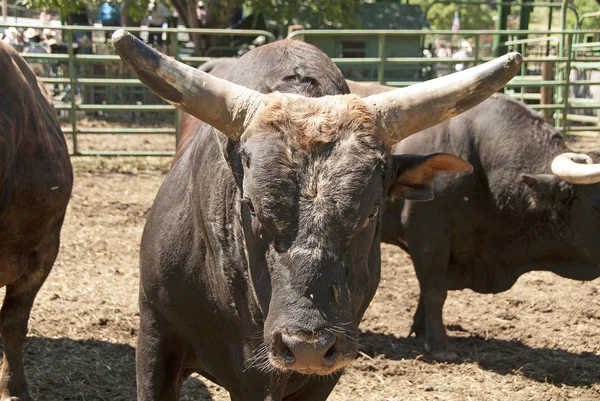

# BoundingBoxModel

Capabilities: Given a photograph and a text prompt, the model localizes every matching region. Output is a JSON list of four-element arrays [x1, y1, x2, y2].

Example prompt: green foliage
[[571, 0, 600, 28], [21, 0, 151, 21], [423, 1, 495, 31], [245, 0, 362, 29]]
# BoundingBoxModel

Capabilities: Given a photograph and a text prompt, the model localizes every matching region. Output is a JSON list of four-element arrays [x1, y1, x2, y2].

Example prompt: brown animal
[[0, 41, 73, 400], [349, 79, 600, 360], [113, 31, 521, 400]]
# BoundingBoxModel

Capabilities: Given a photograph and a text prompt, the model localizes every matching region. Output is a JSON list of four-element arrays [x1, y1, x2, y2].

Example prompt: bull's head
[[113, 31, 521, 375], [522, 151, 600, 264]]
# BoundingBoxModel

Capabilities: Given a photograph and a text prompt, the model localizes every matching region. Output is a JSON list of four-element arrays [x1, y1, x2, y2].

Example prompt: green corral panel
[[304, 35, 423, 82], [299, 2, 429, 83]]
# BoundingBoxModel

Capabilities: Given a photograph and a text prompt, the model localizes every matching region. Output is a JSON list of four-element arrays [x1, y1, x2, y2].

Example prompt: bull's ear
[[389, 153, 473, 201], [588, 150, 600, 163], [520, 173, 574, 211]]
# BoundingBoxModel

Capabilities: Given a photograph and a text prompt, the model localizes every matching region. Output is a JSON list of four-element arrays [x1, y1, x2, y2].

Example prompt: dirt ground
[[13, 129, 600, 400]]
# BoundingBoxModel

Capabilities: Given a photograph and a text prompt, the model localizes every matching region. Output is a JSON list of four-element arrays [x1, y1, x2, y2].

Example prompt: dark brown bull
[[112, 31, 521, 400], [0, 41, 73, 400], [348, 79, 600, 360]]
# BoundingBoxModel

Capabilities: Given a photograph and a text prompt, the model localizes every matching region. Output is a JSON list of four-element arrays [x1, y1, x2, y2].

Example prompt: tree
[[168, 0, 243, 55], [423, 1, 495, 31], [248, 0, 361, 32], [22, 0, 363, 54], [22, 0, 151, 22], [169, 0, 362, 51], [571, 0, 600, 28]]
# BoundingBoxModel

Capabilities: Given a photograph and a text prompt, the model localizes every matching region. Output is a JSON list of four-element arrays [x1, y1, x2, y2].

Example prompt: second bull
[[378, 93, 600, 359]]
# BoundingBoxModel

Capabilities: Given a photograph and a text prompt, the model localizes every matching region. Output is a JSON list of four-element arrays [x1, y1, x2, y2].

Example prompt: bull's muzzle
[[270, 330, 352, 375]]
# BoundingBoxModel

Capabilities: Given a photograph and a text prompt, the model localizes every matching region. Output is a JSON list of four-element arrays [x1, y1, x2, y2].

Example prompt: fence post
[[562, 33, 572, 133], [66, 28, 78, 155], [377, 34, 386, 84], [540, 61, 554, 123], [474, 34, 480, 66], [493, 2, 510, 56]]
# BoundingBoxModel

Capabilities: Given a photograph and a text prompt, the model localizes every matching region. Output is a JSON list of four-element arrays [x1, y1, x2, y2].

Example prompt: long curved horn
[[364, 53, 523, 141], [112, 30, 264, 141], [551, 152, 600, 184]]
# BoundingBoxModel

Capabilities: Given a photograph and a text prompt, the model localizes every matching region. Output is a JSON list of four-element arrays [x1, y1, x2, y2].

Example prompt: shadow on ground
[[359, 329, 600, 388], [4, 336, 213, 401]]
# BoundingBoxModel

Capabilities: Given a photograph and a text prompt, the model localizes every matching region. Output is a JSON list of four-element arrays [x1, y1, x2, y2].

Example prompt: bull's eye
[[368, 206, 380, 220], [243, 198, 257, 217]]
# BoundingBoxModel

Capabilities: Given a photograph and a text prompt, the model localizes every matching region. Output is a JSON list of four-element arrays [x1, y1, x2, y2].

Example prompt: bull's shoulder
[[0, 41, 72, 194], [0, 41, 67, 149], [391, 119, 459, 155]]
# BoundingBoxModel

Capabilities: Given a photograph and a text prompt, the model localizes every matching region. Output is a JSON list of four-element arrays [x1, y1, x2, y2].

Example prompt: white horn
[[365, 52, 523, 141], [551, 152, 600, 184], [112, 30, 264, 141]]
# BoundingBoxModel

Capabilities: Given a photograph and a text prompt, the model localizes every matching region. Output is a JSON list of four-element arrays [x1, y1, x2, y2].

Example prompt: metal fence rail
[[1, 22, 275, 156], [2, 22, 599, 155], [287, 28, 600, 134]]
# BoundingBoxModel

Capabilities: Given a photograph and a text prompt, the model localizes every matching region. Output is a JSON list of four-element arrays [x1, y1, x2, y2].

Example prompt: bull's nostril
[[274, 332, 296, 364], [278, 331, 339, 371], [282, 345, 295, 363], [323, 344, 337, 361]]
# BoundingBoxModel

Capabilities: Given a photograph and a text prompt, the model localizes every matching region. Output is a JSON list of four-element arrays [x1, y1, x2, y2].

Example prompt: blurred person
[[99, 0, 121, 41], [435, 40, 450, 77], [2, 27, 22, 47], [418, 43, 435, 80], [453, 40, 472, 72], [147, 1, 170, 45], [22, 28, 50, 75], [196, 1, 206, 26], [67, 6, 92, 46], [39, 10, 51, 24]]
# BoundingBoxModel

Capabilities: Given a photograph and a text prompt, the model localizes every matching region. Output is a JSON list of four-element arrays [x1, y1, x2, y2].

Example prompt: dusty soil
[[11, 132, 600, 401]]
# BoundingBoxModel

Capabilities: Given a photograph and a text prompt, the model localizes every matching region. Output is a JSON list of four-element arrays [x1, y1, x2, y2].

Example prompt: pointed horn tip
[[505, 52, 523, 68], [111, 29, 132, 48]]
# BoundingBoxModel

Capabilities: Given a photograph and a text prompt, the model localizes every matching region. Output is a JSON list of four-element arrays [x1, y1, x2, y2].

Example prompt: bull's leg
[[409, 295, 426, 337], [136, 304, 193, 401], [406, 227, 456, 361], [0, 241, 59, 401]]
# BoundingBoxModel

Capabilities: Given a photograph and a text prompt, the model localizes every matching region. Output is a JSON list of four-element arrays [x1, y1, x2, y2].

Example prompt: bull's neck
[[190, 130, 263, 323], [490, 212, 593, 275]]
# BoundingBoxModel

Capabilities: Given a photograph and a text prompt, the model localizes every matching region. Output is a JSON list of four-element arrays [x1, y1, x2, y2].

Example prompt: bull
[[0, 41, 73, 400], [375, 93, 600, 360], [111, 30, 521, 400]]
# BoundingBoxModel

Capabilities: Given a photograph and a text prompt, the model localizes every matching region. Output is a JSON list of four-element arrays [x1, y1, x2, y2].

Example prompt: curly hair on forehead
[[244, 93, 384, 151]]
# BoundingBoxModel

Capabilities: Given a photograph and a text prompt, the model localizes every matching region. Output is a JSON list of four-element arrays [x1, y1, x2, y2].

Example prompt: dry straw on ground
[[9, 132, 600, 400]]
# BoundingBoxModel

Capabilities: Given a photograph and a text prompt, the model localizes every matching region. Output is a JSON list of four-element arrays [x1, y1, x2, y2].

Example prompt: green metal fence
[[2, 22, 600, 156], [1, 23, 275, 156], [287, 28, 600, 136]]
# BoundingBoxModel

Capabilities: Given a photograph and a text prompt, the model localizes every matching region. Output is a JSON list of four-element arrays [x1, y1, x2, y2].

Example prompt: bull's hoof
[[428, 350, 459, 362], [408, 322, 425, 338], [423, 342, 459, 362]]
